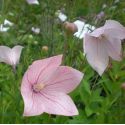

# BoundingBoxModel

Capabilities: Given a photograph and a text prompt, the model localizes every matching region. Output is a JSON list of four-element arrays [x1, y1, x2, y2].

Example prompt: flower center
[[32, 83, 45, 93], [98, 34, 105, 40]]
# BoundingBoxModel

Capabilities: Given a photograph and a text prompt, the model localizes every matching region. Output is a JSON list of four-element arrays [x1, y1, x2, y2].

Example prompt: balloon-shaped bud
[[63, 21, 78, 34]]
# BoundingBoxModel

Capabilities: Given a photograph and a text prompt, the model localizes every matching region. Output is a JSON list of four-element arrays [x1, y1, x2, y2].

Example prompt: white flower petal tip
[[84, 20, 125, 75], [114, 0, 120, 4], [31, 27, 40, 34], [0, 19, 13, 32], [58, 12, 67, 22], [0, 24, 9, 32], [0, 45, 24, 68], [102, 4, 107, 9], [73, 20, 95, 39], [4, 19, 13, 26], [26, 0, 39, 5], [21, 55, 83, 116]]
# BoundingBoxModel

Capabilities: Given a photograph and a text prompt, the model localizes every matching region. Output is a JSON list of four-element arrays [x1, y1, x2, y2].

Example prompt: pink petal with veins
[[0, 45, 23, 67], [84, 33, 109, 75], [43, 66, 83, 93], [21, 55, 83, 116], [84, 20, 125, 75], [27, 55, 63, 84]]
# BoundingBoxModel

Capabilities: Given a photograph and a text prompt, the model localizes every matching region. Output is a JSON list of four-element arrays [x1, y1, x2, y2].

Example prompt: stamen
[[32, 83, 45, 93]]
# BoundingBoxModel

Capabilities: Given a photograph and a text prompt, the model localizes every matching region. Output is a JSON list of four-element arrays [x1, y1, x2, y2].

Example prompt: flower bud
[[121, 83, 125, 90], [33, 41, 38, 45], [42, 46, 48, 52], [28, 34, 33, 40], [63, 21, 78, 34]]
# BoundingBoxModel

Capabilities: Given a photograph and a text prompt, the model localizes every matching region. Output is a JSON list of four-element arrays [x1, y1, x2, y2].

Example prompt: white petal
[[58, 12, 67, 22], [0, 24, 9, 32], [4, 19, 13, 26], [90, 27, 104, 37], [26, 0, 39, 5], [0, 45, 23, 67], [11, 45, 24, 66], [105, 20, 124, 29], [0, 46, 12, 65], [74, 20, 95, 39], [104, 36, 122, 61], [104, 20, 125, 40], [31, 27, 40, 34], [84, 34, 109, 75]]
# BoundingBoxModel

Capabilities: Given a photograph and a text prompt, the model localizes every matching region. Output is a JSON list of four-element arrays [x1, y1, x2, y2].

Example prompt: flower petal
[[104, 36, 122, 61], [43, 66, 83, 93], [26, 0, 39, 5], [0, 46, 12, 65], [12, 45, 24, 66], [73, 20, 95, 39], [90, 27, 104, 37], [84, 33, 109, 75], [31, 27, 40, 34], [39, 91, 78, 116], [27, 55, 63, 84], [4, 19, 13, 26], [104, 20, 125, 40], [58, 12, 67, 22], [0, 24, 10, 32], [21, 71, 44, 116]]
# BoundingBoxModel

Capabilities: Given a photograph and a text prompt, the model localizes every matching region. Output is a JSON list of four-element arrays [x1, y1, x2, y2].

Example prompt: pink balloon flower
[[0, 45, 23, 70], [84, 20, 125, 75], [21, 55, 84, 116], [26, 0, 39, 5]]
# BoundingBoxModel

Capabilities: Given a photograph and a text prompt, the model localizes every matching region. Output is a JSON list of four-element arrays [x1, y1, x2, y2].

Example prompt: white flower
[[0, 19, 13, 32], [0, 24, 10, 32], [4, 19, 13, 26], [73, 20, 95, 39], [26, 0, 39, 5], [56, 10, 67, 22], [0, 45, 24, 69], [31, 27, 40, 34]]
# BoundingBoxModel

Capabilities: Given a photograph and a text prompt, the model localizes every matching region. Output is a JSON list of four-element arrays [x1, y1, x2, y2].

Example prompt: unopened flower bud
[[121, 83, 125, 90], [42, 46, 48, 52], [102, 4, 107, 9], [63, 21, 78, 34], [28, 34, 33, 40], [33, 41, 38, 45], [96, 11, 105, 20]]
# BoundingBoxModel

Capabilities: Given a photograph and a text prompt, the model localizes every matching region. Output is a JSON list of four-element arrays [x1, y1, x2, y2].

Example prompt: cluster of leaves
[[0, 0, 125, 123]]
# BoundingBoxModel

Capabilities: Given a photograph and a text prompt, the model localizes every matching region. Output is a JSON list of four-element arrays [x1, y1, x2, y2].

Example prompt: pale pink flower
[[0, 45, 23, 70], [26, 0, 39, 5], [21, 55, 83, 116], [84, 20, 125, 75]]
